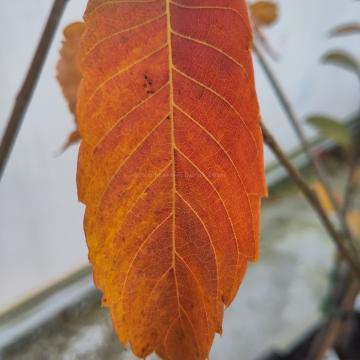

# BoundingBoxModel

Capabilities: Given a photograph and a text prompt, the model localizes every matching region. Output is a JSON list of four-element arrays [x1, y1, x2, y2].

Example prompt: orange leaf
[[77, 1, 266, 359], [57, 22, 85, 149], [250, 1, 278, 27]]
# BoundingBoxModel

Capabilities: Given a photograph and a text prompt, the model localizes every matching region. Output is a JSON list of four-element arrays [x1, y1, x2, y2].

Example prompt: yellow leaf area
[[250, 1, 278, 27], [347, 212, 360, 240], [312, 181, 360, 241], [76, 1, 266, 359], [312, 182, 338, 214]]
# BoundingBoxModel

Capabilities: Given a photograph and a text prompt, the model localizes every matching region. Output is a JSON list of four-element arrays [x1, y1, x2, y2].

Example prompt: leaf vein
[[165, 0, 181, 321], [174, 102, 256, 266], [172, 65, 259, 158], [142, 266, 172, 314], [171, 30, 248, 76], [170, 1, 251, 38], [163, 317, 178, 358], [92, 82, 169, 151], [175, 147, 247, 259], [121, 212, 173, 302], [84, 43, 168, 109], [86, 0, 159, 18], [179, 305, 201, 355], [96, 114, 170, 210], [175, 253, 211, 346], [112, 162, 172, 238], [81, 12, 167, 64], [175, 190, 219, 302]]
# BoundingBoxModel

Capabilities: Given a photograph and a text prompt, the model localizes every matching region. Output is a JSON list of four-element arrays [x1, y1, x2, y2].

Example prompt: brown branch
[[254, 43, 358, 254], [306, 277, 359, 360], [0, 0, 69, 180], [261, 122, 360, 280], [342, 141, 360, 216]]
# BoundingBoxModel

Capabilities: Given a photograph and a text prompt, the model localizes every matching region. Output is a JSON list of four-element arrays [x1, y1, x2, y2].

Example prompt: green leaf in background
[[329, 23, 360, 37], [322, 51, 359, 75], [307, 116, 353, 150]]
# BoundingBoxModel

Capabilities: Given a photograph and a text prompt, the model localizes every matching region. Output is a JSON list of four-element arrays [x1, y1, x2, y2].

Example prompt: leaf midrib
[[165, 0, 181, 318]]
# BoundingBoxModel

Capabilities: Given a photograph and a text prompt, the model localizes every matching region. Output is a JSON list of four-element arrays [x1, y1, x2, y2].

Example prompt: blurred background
[[0, 0, 359, 359]]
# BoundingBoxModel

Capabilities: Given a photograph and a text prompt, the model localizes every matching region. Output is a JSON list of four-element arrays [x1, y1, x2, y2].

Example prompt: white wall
[[0, 0, 89, 312], [0, 0, 359, 312], [257, 0, 360, 161]]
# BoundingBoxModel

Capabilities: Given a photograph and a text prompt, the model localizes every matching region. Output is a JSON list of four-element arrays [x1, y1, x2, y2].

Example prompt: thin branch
[[261, 122, 360, 280], [306, 277, 359, 360], [0, 0, 69, 180], [342, 141, 360, 216], [253, 43, 358, 254]]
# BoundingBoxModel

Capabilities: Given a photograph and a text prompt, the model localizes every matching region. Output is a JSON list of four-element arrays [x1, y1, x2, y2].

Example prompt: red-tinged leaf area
[[57, 22, 85, 150], [76, 1, 266, 359]]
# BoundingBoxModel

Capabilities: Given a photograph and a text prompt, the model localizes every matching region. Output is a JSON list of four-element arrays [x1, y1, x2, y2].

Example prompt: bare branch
[[0, 0, 69, 180], [261, 122, 360, 280], [307, 277, 359, 360], [342, 141, 360, 216], [254, 43, 358, 255]]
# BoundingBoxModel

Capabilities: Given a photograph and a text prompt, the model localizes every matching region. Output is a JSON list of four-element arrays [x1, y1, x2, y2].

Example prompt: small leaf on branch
[[322, 51, 360, 75], [347, 211, 360, 240], [311, 181, 337, 215], [308, 115, 353, 150], [329, 23, 360, 37], [57, 21, 85, 150], [250, 1, 278, 27]]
